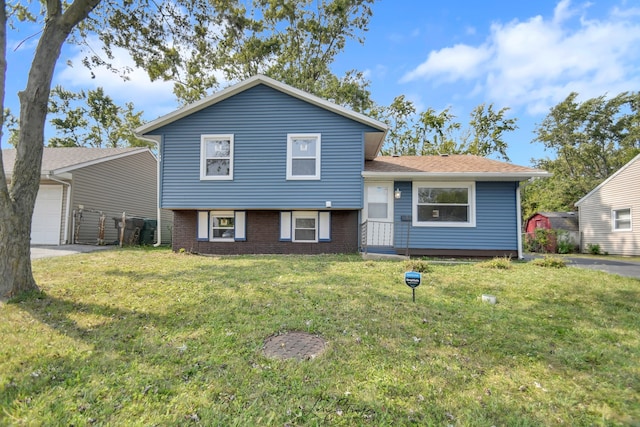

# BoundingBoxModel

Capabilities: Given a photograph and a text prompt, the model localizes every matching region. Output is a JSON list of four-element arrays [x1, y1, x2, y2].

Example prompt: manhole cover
[[263, 331, 327, 360]]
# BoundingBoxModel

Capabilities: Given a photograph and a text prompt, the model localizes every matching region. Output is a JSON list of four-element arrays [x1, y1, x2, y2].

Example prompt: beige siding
[[70, 151, 172, 244], [578, 157, 640, 255]]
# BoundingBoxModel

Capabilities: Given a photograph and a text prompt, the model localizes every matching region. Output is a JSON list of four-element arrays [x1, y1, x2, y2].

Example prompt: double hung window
[[197, 211, 246, 242], [287, 134, 320, 180], [201, 134, 233, 180], [612, 208, 632, 231], [211, 212, 235, 241], [292, 212, 317, 242]]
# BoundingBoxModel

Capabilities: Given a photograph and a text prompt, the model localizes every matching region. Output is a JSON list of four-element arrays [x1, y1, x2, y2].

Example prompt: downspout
[[516, 183, 523, 259], [135, 136, 163, 247], [154, 148, 162, 247], [46, 174, 72, 245]]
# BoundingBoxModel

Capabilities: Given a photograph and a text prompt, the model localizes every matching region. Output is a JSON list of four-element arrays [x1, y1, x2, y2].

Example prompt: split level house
[[136, 75, 549, 258]]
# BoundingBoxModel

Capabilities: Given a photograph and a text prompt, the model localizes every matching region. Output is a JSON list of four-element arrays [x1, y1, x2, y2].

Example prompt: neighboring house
[[575, 153, 640, 256], [2, 147, 172, 246], [136, 74, 548, 257]]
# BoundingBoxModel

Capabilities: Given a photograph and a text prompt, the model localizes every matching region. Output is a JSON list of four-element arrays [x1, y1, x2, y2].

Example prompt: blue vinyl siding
[[394, 181, 519, 250], [155, 84, 378, 209]]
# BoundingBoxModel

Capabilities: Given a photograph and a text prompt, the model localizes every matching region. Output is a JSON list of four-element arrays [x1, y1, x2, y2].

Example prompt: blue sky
[[4, 0, 640, 166]]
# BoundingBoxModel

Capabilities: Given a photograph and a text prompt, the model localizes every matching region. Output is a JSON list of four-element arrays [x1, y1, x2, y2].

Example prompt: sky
[[4, 0, 640, 167]]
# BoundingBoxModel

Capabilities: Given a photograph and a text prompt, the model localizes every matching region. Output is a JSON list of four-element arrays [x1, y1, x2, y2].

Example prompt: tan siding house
[[575, 154, 640, 256], [2, 147, 172, 246]]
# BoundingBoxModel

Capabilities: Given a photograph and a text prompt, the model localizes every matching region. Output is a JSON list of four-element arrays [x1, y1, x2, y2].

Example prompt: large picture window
[[612, 208, 632, 231], [201, 134, 233, 180], [287, 134, 321, 180], [413, 182, 475, 227]]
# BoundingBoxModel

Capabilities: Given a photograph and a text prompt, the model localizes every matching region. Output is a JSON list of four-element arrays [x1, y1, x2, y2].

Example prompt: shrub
[[587, 243, 602, 255], [557, 239, 576, 254], [531, 256, 566, 268], [404, 259, 431, 273], [477, 256, 512, 269], [526, 228, 558, 253]]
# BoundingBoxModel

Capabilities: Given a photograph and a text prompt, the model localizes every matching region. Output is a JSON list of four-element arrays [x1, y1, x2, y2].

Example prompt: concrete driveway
[[31, 244, 115, 260], [526, 255, 640, 279]]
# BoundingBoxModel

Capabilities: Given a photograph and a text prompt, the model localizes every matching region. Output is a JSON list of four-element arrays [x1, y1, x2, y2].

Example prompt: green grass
[[1, 248, 639, 426]]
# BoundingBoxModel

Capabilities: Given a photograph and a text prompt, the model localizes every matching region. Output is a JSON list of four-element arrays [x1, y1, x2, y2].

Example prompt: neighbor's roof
[[527, 212, 578, 231], [363, 155, 550, 180], [575, 152, 640, 206], [135, 74, 388, 160], [2, 147, 153, 177], [537, 211, 577, 219]]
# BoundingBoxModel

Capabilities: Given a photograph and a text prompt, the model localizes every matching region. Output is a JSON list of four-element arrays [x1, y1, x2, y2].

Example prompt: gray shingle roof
[[364, 155, 549, 177], [2, 147, 149, 175]]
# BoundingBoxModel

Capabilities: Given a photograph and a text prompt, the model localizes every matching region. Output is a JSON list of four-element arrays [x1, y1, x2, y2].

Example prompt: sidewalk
[[30, 244, 115, 260]]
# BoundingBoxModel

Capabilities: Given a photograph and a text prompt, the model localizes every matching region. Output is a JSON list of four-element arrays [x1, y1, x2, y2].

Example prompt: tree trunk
[[0, 0, 101, 300], [0, 201, 37, 298]]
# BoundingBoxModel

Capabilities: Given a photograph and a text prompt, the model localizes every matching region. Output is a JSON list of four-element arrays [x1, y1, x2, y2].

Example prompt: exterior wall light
[[394, 188, 402, 199]]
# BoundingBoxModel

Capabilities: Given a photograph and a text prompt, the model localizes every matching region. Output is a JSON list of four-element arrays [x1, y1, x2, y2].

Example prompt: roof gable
[[575, 153, 640, 206], [135, 75, 388, 160], [2, 147, 153, 177]]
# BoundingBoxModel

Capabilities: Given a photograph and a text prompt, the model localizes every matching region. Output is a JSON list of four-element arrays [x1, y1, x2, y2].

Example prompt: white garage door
[[31, 185, 63, 245]]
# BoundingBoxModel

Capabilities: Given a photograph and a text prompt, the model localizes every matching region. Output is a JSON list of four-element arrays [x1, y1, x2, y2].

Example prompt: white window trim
[[200, 134, 234, 180], [412, 182, 476, 228], [210, 210, 235, 242], [286, 133, 321, 180], [292, 211, 318, 242], [611, 207, 632, 232]]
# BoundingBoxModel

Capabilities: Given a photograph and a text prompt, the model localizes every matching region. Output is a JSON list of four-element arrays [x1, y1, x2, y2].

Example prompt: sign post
[[404, 271, 421, 302]]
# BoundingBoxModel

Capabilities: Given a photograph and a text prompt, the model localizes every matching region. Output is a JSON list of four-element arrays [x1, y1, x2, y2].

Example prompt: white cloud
[[400, 43, 492, 83], [55, 40, 179, 120], [400, 1, 640, 115]]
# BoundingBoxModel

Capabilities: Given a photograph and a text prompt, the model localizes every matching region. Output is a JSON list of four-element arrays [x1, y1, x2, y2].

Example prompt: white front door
[[364, 182, 394, 246]]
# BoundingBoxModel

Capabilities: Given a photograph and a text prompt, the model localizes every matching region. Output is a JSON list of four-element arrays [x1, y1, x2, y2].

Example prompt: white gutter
[[362, 171, 551, 181], [516, 184, 523, 259], [46, 174, 72, 245]]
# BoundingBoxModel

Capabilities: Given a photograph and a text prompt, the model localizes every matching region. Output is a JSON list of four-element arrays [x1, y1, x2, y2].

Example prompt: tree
[[0, 0, 103, 299], [521, 92, 640, 218], [373, 96, 517, 161], [0, 0, 378, 299], [2, 108, 18, 146], [48, 86, 150, 148], [169, 0, 376, 110]]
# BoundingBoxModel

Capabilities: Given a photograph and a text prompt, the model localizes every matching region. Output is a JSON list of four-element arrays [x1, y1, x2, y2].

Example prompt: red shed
[[525, 212, 579, 252], [525, 212, 578, 234]]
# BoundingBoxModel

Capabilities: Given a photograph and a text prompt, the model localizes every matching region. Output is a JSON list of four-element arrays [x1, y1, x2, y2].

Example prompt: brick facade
[[172, 210, 360, 255]]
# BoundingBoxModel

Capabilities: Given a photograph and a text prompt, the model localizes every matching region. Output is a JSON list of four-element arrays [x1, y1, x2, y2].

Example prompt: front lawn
[[1, 248, 638, 425]]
